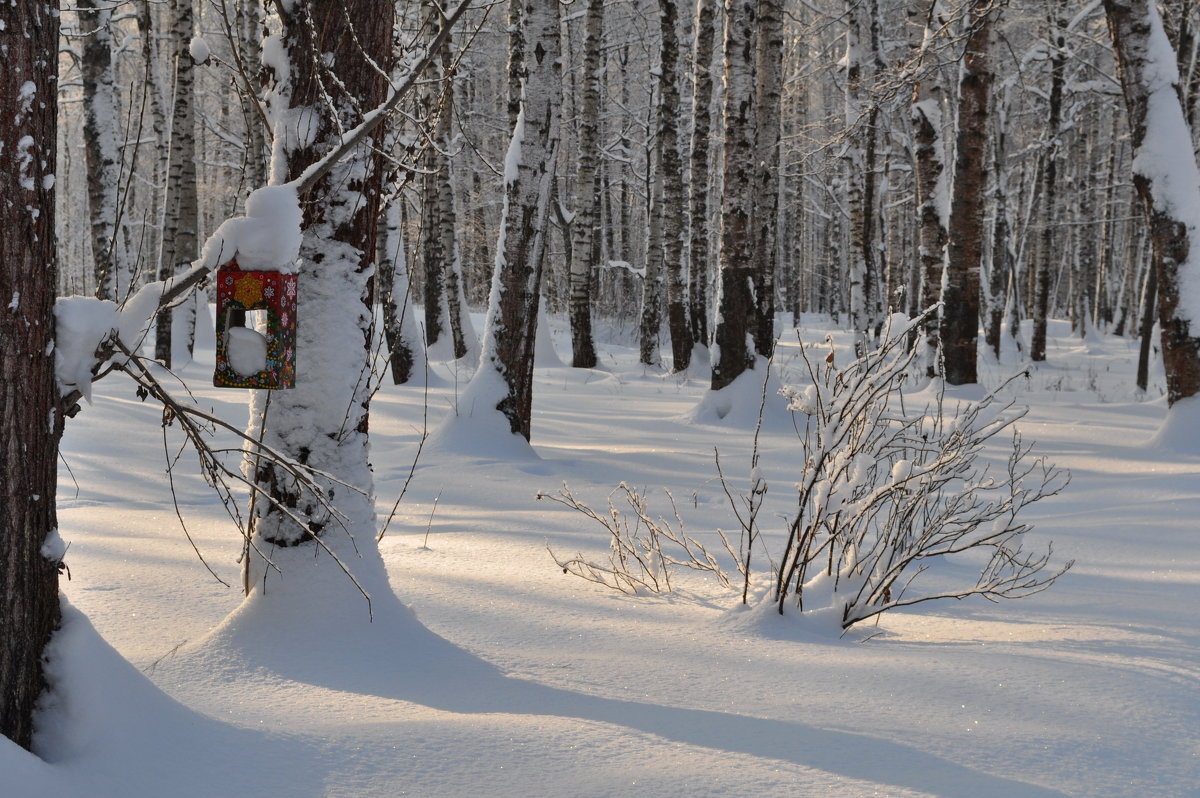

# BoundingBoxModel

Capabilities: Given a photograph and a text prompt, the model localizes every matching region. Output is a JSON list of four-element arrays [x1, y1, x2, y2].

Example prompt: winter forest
[[2, 0, 1198, 795]]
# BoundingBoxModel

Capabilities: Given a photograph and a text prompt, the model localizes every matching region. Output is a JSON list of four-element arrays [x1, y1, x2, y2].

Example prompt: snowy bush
[[774, 319, 1072, 629], [546, 316, 1072, 631]]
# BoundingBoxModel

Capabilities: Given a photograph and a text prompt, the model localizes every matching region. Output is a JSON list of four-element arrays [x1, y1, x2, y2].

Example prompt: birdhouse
[[214, 259, 297, 389]]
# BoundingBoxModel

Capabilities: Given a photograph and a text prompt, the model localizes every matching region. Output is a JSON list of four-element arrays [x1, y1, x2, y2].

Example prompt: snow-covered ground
[[4, 313, 1197, 797]]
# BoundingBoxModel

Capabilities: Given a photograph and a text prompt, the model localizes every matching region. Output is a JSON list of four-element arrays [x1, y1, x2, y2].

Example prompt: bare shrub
[[544, 316, 1072, 631]]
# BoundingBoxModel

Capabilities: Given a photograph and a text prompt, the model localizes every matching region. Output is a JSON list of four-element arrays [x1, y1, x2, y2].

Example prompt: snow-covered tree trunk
[[1105, 0, 1200, 404], [1031, 3, 1068, 363], [155, 0, 200, 367], [567, 0, 603, 369], [0, 1, 62, 750], [711, 0, 758, 391], [687, 0, 717, 351], [472, 0, 561, 440], [246, 0, 391, 553], [751, 0, 784, 360], [79, 0, 127, 302], [940, 0, 995, 386], [659, 0, 692, 372]]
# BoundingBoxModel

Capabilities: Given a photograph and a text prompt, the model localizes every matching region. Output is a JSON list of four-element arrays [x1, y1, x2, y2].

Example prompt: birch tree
[[711, 0, 758, 391], [470, 0, 562, 440], [154, 0, 200, 367], [78, 0, 127, 302], [0, 1, 62, 750], [246, 0, 392, 553], [687, 0, 717, 350], [751, 0, 784, 359], [1031, 2, 1068, 363], [1104, 0, 1200, 405], [940, 0, 996, 385], [658, 0, 692, 371], [567, 0, 603, 369]]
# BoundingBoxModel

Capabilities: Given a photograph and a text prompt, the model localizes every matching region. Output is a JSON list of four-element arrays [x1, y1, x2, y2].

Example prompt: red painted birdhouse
[[214, 259, 297, 389]]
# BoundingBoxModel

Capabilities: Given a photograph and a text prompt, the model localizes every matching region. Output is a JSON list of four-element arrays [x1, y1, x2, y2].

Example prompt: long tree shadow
[[190, 578, 1070, 798]]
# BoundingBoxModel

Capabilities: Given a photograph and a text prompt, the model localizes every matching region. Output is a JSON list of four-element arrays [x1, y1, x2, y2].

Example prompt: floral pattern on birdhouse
[[214, 259, 297, 389]]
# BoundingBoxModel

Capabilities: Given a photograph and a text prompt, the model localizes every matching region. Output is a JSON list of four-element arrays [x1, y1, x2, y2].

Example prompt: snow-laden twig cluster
[[776, 318, 1072, 628], [546, 314, 1072, 631], [541, 483, 731, 595]]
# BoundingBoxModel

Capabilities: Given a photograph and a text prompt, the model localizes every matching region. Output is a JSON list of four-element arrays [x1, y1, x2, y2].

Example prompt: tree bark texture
[[249, 0, 392, 547], [1031, 4, 1067, 363], [79, 0, 125, 302], [483, 0, 562, 439], [567, 0, 603, 369], [941, 0, 995, 385], [687, 0, 717, 350], [1105, 0, 1200, 403], [712, 0, 758, 391], [751, 0, 784, 359], [658, 0, 692, 371], [155, 0, 200, 366], [0, 1, 62, 750]]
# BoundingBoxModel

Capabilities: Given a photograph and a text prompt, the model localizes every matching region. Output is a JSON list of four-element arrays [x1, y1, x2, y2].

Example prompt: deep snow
[[3, 312, 1197, 797]]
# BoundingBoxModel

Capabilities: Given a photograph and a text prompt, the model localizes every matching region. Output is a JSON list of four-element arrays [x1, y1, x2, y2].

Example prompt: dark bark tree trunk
[[0, 1, 62, 750], [941, 0, 995, 385]]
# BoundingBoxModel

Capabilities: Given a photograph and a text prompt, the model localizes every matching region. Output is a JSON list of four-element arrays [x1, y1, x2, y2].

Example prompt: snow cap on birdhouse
[[214, 259, 297, 389]]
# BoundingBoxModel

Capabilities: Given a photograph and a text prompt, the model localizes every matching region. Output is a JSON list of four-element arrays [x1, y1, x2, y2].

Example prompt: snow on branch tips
[[544, 312, 1072, 632]]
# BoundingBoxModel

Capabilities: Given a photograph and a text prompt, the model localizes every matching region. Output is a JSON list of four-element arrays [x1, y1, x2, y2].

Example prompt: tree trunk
[[475, 0, 562, 440], [1105, 0, 1200, 404], [1031, 3, 1067, 363], [751, 0, 784, 359], [156, 0, 200, 367], [0, 1, 62, 750], [248, 0, 392, 550], [941, 0, 995, 386], [568, 0, 603, 369], [79, 0, 126, 302], [687, 0, 717, 351], [659, 0, 692, 372], [711, 0, 758, 391], [912, 0, 949, 375]]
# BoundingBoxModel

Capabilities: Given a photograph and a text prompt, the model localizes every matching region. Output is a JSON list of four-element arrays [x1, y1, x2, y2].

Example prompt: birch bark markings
[[568, 0, 603, 369], [1031, 3, 1068, 363], [155, 0, 200, 367], [78, 0, 125, 302], [751, 0, 784, 360], [687, 0, 717, 350], [477, 0, 562, 440], [940, 0, 995, 385], [1104, 0, 1200, 404], [659, 0, 693, 372], [711, 0, 759, 391]]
